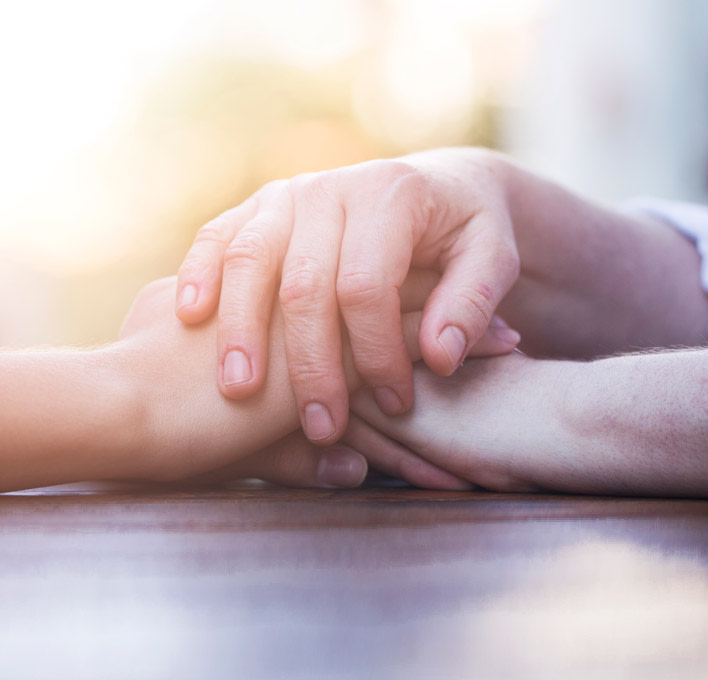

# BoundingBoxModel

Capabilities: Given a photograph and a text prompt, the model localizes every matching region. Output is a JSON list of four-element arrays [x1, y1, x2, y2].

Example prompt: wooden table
[[1, 482, 706, 679]]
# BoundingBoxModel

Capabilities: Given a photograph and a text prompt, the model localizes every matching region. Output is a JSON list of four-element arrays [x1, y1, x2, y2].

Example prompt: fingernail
[[317, 449, 367, 488], [223, 349, 252, 385], [490, 315, 509, 329], [178, 283, 198, 309], [304, 402, 336, 441], [492, 327, 521, 346], [437, 325, 467, 372], [373, 386, 404, 415]]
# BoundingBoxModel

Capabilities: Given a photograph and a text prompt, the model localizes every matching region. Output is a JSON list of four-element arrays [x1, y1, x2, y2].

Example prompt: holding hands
[[166, 145, 707, 496], [4, 146, 705, 495], [175, 147, 521, 445]]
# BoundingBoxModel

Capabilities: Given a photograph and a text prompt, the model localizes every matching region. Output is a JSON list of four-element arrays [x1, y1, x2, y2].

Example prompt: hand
[[349, 352, 577, 493], [187, 420, 472, 491], [175, 147, 521, 445], [118, 273, 471, 487], [350, 348, 708, 497]]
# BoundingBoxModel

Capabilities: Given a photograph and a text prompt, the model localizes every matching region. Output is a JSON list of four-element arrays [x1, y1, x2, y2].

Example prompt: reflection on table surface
[[1, 483, 706, 679]]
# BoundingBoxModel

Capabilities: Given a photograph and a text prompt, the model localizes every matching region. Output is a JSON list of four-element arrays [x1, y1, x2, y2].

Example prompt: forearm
[[0, 348, 141, 491], [499, 156, 708, 357], [554, 349, 708, 496]]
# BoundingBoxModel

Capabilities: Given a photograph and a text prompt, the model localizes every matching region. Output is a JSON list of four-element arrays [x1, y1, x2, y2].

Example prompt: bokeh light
[[0, 0, 705, 345]]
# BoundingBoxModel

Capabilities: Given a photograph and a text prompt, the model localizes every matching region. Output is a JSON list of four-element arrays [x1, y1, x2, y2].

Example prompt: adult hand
[[187, 421, 472, 491], [349, 352, 568, 493], [119, 273, 471, 487], [175, 147, 521, 445], [350, 347, 708, 497]]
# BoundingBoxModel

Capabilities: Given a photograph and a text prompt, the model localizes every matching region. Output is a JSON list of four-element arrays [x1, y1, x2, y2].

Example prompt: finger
[[420, 212, 520, 375], [279, 176, 349, 446], [350, 364, 474, 483], [336, 194, 416, 417], [176, 196, 259, 324], [382, 310, 482, 371], [398, 268, 440, 312], [342, 412, 473, 490], [218, 181, 294, 399], [466, 316, 521, 357], [185, 430, 368, 489], [399, 272, 520, 356], [400, 312, 424, 363]]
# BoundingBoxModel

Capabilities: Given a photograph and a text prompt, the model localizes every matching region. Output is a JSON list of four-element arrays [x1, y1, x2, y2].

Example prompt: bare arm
[[562, 348, 708, 495], [174, 146, 708, 450], [351, 349, 708, 497], [0, 274, 460, 493], [0, 279, 324, 492], [498, 157, 708, 356], [0, 348, 141, 491]]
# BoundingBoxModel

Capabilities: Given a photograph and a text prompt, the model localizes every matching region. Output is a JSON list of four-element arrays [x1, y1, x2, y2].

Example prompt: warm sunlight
[[3, 0, 701, 346]]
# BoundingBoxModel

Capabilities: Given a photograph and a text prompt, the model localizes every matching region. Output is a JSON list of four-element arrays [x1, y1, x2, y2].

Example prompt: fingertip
[[467, 317, 521, 357], [398, 455, 474, 491], [175, 282, 213, 324], [373, 383, 412, 416], [436, 324, 468, 374], [219, 347, 265, 400], [492, 327, 521, 348], [316, 448, 368, 488], [420, 323, 468, 377], [302, 401, 349, 447]]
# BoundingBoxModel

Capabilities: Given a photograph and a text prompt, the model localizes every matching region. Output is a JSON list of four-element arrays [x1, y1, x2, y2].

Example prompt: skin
[[0, 274, 469, 493], [175, 149, 522, 445], [175, 147, 708, 450], [498, 159, 708, 357], [4, 148, 706, 494], [349, 350, 708, 497], [174, 146, 708, 496]]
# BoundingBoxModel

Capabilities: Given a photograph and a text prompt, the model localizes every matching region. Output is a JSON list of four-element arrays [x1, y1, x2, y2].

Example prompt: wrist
[[109, 338, 191, 483], [486, 355, 587, 493], [86, 342, 148, 479], [95, 343, 153, 481]]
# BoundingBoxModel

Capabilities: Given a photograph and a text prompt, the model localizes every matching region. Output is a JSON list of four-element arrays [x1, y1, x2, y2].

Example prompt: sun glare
[[0, 0, 550, 343]]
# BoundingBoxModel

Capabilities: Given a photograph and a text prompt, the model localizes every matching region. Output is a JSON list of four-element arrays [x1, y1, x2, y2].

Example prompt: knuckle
[[357, 360, 402, 386], [384, 161, 430, 202], [256, 179, 292, 214], [364, 160, 434, 226], [458, 284, 497, 326], [484, 231, 520, 282], [194, 216, 230, 246], [289, 361, 335, 390], [223, 229, 272, 270], [258, 178, 288, 198], [279, 256, 330, 308], [501, 246, 521, 282], [292, 172, 340, 211], [336, 267, 386, 310], [219, 304, 268, 330], [289, 170, 325, 193]]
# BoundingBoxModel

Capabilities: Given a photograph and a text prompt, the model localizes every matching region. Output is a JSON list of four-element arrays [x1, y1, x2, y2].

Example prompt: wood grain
[[1, 482, 706, 679]]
